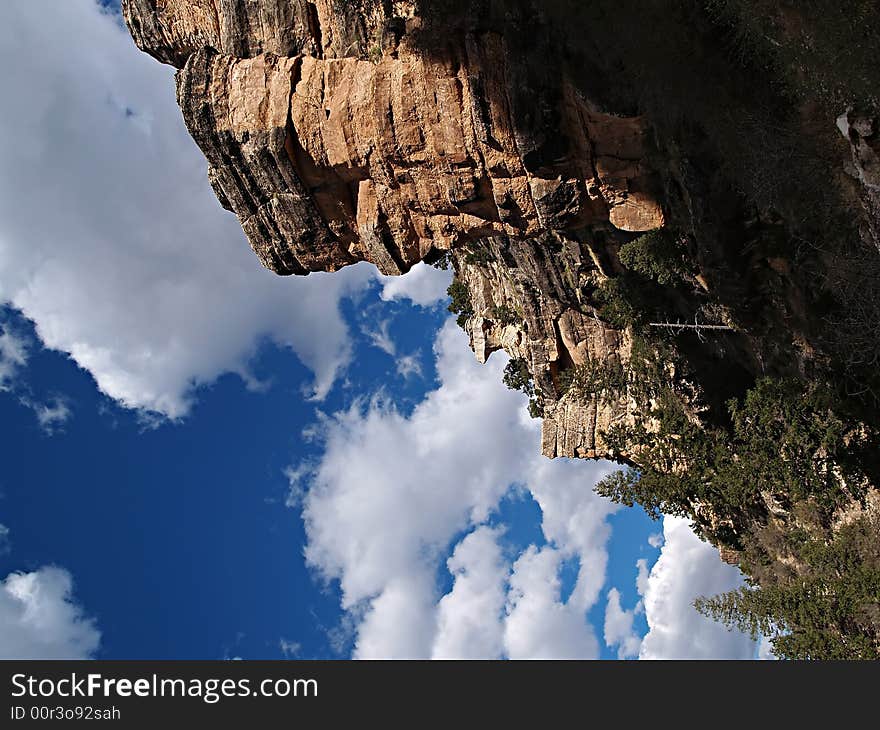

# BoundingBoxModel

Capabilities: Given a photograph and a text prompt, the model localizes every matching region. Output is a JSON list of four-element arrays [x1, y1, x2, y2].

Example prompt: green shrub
[[618, 229, 687, 286], [503, 358, 534, 397], [503, 357, 543, 419], [596, 377, 876, 538], [447, 278, 473, 329], [464, 245, 494, 266], [593, 278, 642, 329], [565, 360, 628, 401], [490, 304, 520, 326]]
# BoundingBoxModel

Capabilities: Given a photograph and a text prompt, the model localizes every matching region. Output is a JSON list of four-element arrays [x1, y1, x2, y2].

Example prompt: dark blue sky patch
[[0, 306, 343, 659]]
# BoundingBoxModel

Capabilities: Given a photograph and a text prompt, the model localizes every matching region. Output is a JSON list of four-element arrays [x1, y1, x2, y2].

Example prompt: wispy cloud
[[18, 396, 72, 436], [279, 638, 301, 658], [396, 354, 423, 379], [0, 324, 28, 391], [362, 319, 397, 357]]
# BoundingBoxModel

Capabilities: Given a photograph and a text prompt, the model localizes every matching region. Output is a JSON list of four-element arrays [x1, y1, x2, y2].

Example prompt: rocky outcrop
[[124, 0, 404, 66], [453, 233, 643, 459], [123, 0, 879, 466], [838, 109, 880, 251], [122, 0, 673, 461], [124, 0, 664, 277]]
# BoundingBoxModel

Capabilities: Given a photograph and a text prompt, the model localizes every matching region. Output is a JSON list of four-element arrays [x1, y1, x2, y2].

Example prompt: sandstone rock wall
[[124, 0, 665, 277], [451, 233, 646, 459], [122, 0, 674, 462]]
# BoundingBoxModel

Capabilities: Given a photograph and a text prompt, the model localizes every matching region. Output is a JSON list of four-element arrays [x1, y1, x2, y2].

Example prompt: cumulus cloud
[[527, 458, 617, 614], [639, 517, 756, 659], [504, 546, 599, 659], [0, 0, 373, 418], [378, 263, 452, 307], [300, 323, 528, 657], [432, 526, 508, 659], [296, 321, 618, 658], [603, 588, 641, 659], [0, 567, 100, 659]]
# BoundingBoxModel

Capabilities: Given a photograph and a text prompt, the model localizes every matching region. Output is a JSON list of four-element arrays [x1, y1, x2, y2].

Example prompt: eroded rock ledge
[[126, 0, 664, 277]]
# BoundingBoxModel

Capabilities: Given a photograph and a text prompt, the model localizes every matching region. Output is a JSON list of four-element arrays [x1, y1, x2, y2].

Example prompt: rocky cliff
[[121, 0, 880, 460], [123, 0, 680, 461]]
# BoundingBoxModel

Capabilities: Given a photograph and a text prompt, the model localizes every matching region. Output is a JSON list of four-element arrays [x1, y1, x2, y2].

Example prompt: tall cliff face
[[123, 0, 676, 461], [122, 0, 880, 464], [127, 0, 664, 277]]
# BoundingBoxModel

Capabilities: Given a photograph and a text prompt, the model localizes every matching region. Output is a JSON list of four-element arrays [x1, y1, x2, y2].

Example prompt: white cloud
[[603, 587, 641, 659], [526, 457, 617, 613], [504, 546, 599, 659], [19, 396, 72, 435], [639, 517, 756, 659], [647, 532, 664, 549], [636, 557, 650, 598], [0, 566, 100, 659], [298, 321, 619, 658], [433, 526, 508, 659], [301, 324, 530, 612], [363, 319, 397, 357], [1, 318, 72, 433], [353, 573, 438, 659], [378, 263, 452, 307], [361, 320, 423, 379], [0, 525, 9, 556], [283, 463, 314, 509], [395, 354, 423, 379], [279, 638, 301, 658], [0, 324, 28, 391], [0, 0, 373, 418]]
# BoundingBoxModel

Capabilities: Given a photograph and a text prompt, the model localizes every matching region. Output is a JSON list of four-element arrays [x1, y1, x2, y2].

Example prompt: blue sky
[[0, 292, 657, 659], [0, 0, 758, 660]]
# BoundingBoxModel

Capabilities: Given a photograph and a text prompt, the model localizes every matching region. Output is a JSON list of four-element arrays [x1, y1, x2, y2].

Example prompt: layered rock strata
[[123, 0, 674, 461], [453, 233, 643, 460], [125, 0, 664, 276]]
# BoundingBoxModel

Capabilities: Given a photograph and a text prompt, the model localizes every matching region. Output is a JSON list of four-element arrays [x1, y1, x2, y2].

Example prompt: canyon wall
[[122, 0, 880, 463], [123, 0, 675, 460]]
